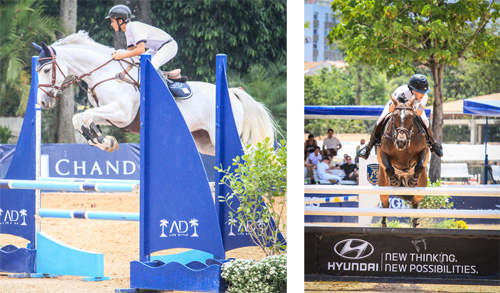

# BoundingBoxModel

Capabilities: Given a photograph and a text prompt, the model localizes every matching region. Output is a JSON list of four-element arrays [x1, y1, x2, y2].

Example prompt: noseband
[[37, 47, 139, 102], [37, 46, 71, 100], [392, 106, 415, 147]]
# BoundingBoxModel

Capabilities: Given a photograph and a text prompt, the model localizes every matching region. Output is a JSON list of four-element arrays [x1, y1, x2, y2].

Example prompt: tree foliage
[[0, 0, 61, 116], [330, 0, 500, 74], [155, 0, 286, 80], [305, 67, 355, 106], [217, 138, 287, 256], [228, 62, 287, 138]]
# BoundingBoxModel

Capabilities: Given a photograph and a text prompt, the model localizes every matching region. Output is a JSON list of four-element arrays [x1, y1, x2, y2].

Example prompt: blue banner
[[1, 144, 216, 182]]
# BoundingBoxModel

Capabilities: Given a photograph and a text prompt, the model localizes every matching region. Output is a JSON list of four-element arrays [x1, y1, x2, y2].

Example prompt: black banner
[[305, 226, 500, 285]]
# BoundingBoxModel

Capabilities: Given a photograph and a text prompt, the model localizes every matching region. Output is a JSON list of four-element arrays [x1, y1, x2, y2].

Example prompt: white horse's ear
[[33, 43, 42, 53], [40, 41, 53, 57]]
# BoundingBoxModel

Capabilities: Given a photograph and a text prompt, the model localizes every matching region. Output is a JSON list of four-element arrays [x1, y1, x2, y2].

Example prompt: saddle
[[160, 69, 193, 100]]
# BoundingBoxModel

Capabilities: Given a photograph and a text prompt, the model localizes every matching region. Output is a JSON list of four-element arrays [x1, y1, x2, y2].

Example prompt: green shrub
[[418, 179, 468, 229], [221, 254, 286, 293], [216, 138, 287, 256], [0, 126, 16, 144]]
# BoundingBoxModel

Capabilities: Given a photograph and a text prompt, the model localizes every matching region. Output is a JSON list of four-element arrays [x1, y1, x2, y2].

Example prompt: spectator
[[339, 153, 348, 166], [305, 147, 322, 184], [308, 147, 322, 165], [340, 156, 359, 184], [317, 156, 342, 184], [322, 129, 342, 158], [355, 139, 366, 163], [304, 134, 317, 160]]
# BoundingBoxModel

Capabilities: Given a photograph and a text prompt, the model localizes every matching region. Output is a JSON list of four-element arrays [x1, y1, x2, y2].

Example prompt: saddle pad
[[166, 80, 193, 100]]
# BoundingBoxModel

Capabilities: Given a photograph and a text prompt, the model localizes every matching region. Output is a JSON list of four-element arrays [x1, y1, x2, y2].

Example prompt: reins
[[384, 105, 419, 171], [37, 50, 140, 104]]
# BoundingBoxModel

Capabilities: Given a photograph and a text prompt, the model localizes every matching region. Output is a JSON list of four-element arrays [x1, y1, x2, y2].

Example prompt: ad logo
[[0, 208, 28, 226], [159, 218, 199, 238], [334, 239, 374, 259]]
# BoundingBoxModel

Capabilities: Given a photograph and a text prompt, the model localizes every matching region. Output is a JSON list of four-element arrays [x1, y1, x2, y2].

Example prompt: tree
[[329, 0, 500, 182], [55, 0, 77, 144], [111, 0, 152, 49], [304, 67, 355, 106], [443, 50, 500, 101], [155, 0, 286, 80], [229, 62, 287, 139], [0, 0, 61, 116]]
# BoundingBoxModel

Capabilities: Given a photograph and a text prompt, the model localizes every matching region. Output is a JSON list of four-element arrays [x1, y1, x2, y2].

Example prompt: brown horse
[[377, 95, 429, 228]]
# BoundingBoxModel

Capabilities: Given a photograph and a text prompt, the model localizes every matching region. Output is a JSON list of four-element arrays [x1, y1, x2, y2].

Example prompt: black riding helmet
[[105, 4, 133, 23], [408, 74, 431, 94]]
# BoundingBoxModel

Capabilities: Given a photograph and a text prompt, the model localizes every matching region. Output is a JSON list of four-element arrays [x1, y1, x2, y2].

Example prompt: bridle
[[37, 46, 139, 103], [391, 105, 415, 147]]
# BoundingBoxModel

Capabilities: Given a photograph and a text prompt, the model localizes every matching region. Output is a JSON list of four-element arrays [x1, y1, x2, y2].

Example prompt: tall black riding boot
[[426, 125, 443, 157]]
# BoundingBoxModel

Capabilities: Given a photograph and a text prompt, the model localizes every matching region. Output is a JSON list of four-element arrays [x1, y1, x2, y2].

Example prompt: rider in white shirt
[[106, 5, 180, 78], [357, 74, 443, 160]]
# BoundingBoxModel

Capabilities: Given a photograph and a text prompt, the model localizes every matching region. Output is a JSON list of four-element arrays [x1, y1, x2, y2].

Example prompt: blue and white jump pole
[[38, 209, 139, 221], [0, 179, 139, 193]]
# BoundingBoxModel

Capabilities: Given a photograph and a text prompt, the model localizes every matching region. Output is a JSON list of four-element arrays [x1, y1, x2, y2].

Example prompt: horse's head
[[33, 42, 70, 109], [390, 95, 416, 151]]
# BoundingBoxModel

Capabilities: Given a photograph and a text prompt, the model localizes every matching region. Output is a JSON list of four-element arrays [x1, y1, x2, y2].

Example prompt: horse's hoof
[[408, 177, 418, 187], [105, 136, 119, 152], [389, 176, 399, 186]]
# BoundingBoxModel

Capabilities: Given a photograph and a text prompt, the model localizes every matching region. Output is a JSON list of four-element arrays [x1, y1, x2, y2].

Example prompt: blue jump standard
[[0, 179, 138, 192], [38, 209, 139, 221]]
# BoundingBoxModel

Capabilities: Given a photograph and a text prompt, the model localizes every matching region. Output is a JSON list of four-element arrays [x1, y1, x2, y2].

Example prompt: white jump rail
[[304, 185, 500, 197], [304, 207, 500, 219]]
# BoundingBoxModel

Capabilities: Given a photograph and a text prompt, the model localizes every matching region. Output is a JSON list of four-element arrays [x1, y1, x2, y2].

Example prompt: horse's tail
[[229, 87, 278, 147]]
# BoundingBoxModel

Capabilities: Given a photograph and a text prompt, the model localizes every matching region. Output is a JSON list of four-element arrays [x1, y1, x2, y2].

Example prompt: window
[[314, 29, 317, 35], [314, 12, 318, 20]]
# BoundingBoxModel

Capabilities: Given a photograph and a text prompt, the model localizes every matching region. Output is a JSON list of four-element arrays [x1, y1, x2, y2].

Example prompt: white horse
[[33, 31, 276, 155]]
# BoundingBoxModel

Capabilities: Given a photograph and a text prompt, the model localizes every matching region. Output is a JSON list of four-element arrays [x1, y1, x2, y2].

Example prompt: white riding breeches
[[320, 173, 342, 182], [149, 40, 178, 70], [377, 99, 429, 128]]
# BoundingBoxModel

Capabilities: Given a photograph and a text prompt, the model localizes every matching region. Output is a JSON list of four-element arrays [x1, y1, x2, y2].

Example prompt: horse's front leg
[[72, 105, 127, 152], [381, 153, 399, 186], [380, 194, 390, 227], [411, 196, 423, 228], [408, 150, 427, 187]]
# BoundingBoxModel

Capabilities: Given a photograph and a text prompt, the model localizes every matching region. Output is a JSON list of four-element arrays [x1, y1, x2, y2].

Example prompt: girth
[[107, 107, 141, 133]]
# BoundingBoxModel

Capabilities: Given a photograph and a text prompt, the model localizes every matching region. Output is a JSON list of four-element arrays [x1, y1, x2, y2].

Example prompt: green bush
[[418, 179, 468, 229], [217, 138, 286, 256], [0, 126, 16, 144], [221, 254, 286, 293]]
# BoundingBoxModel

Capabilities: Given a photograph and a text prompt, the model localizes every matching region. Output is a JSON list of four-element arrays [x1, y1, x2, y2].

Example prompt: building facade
[[304, 0, 342, 62]]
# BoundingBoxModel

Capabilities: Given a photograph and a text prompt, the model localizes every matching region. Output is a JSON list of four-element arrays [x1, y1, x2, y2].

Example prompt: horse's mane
[[51, 31, 113, 52]]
